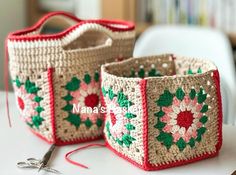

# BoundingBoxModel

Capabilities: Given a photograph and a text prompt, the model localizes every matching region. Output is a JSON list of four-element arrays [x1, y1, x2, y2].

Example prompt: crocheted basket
[[101, 54, 222, 170], [7, 12, 135, 145]]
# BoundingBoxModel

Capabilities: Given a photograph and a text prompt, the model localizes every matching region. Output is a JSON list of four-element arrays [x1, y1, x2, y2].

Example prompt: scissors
[[17, 144, 61, 174]]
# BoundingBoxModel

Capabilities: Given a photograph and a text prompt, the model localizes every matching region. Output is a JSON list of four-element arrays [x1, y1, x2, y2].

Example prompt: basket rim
[[101, 54, 218, 81], [7, 11, 135, 42]]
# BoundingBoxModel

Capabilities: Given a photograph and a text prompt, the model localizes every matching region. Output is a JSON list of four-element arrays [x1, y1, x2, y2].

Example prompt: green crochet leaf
[[156, 132, 173, 149], [154, 110, 165, 118], [199, 115, 208, 124], [84, 73, 91, 84], [130, 69, 135, 77], [197, 88, 207, 103], [32, 115, 44, 129], [62, 103, 73, 111], [138, 68, 145, 78], [65, 77, 80, 91], [189, 89, 196, 100], [156, 90, 174, 107], [65, 113, 81, 128], [62, 93, 73, 101], [197, 127, 206, 136], [34, 96, 43, 103], [188, 138, 195, 148], [25, 79, 39, 94], [125, 112, 136, 119], [200, 105, 208, 113], [116, 139, 123, 146], [197, 67, 202, 74], [106, 122, 111, 138], [198, 94, 207, 104], [187, 68, 193, 75], [108, 88, 115, 100], [154, 120, 166, 130], [176, 138, 187, 151], [176, 88, 185, 101], [84, 118, 92, 128], [117, 91, 127, 104], [125, 123, 135, 131], [196, 127, 207, 142], [122, 134, 136, 147], [119, 100, 132, 108], [102, 87, 107, 96], [35, 106, 44, 113], [96, 118, 103, 127], [148, 69, 156, 77], [94, 72, 99, 82], [14, 77, 22, 88]]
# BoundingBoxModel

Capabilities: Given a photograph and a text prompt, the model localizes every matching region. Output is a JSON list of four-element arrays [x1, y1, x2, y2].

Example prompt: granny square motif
[[101, 54, 222, 170], [7, 12, 135, 145]]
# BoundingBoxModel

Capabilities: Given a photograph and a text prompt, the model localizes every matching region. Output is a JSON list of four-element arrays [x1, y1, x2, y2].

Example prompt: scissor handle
[[17, 161, 38, 169]]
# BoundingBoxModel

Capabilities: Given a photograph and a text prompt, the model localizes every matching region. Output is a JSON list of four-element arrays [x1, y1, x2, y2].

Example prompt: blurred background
[[1, 0, 236, 87], [1, 0, 236, 124]]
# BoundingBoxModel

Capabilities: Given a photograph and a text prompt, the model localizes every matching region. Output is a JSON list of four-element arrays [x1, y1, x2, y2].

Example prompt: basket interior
[[104, 54, 217, 78]]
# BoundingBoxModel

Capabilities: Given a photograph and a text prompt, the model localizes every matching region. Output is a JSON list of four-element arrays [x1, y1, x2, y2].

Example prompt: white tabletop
[[1, 92, 236, 175]]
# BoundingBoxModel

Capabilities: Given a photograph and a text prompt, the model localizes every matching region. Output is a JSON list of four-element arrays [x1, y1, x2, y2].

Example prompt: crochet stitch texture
[[101, 54, 222, 170]]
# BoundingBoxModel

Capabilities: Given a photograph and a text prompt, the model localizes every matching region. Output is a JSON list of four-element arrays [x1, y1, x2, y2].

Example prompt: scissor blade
[[37, 163, 44, 173]]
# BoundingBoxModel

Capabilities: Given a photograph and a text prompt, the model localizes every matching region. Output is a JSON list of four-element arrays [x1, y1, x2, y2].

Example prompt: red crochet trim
[[7, 11, 135, 41], [48, 68, 56, 144], [47, 67, 103, 146], [140, 79, 149, 169], [212, 70, 223, 151]]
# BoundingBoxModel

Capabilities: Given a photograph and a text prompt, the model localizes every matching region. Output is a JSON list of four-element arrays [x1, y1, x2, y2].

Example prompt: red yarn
[[65, 143, 106, 169], [110, 111, 117, 126], [4, 37, 12, 127], [177, 110, 194, 130], [17, 97, 25, 110], [84, 94, 99, 108]]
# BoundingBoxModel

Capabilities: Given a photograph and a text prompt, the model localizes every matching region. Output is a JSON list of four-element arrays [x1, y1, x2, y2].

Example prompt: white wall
[[0, 0, 26, 90]]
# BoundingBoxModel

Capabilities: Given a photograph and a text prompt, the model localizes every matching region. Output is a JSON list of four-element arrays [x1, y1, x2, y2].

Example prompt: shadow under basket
[[101, 54, 222, 171]]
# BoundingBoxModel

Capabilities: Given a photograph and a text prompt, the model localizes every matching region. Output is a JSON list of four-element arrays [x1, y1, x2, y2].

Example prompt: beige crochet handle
[[61, 22, 116, 51]]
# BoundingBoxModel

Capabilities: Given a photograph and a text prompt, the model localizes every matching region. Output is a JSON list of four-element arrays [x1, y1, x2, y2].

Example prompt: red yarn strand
[[65, 143, 106, 169], [4, 37, 12, 127]]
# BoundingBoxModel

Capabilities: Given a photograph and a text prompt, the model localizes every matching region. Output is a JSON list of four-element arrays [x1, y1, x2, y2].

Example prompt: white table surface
[[1, 92, 236, 175]]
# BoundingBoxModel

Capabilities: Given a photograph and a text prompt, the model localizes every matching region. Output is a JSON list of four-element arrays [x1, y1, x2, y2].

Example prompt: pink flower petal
[[192, 130, 197, 138], [196, 104, 203, 112], [162, 106, 173, 113], [70, 90, 80, 98], [80, 82, 88, 91], [173, 97, 180, 106], [163, 124, 172, 132], [191, 98, 197, 106], [160, 115, 171, 122], [196, 122, 202, 128], [173, 132, 181, 142], [184, 96, 191, 106], [183, 132, 191, 142]]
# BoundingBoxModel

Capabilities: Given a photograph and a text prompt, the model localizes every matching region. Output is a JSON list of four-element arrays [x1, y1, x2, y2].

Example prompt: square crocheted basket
[[6, 12, 135, 145], [101, 54, 222, 170]]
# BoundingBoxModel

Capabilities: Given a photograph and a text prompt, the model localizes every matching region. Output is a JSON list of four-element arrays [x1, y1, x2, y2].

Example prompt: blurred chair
[[134, 25, 236, 125]]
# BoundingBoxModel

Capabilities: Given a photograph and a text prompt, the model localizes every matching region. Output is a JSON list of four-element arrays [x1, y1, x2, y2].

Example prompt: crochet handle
[[61, 22, 115, 50], [31, 11, 82, 35]]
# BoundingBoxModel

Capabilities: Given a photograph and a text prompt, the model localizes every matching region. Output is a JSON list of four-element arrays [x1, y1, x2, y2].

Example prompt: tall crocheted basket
[[6, 12, 135, 145], [101, 54, 222, 170]]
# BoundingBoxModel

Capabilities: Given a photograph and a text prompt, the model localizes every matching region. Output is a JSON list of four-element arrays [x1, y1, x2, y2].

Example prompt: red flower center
[[17, 96, 25, 110], [84, 93, 99, 108], [110, 111, 117, 126], [177, 110, 194, 129]]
